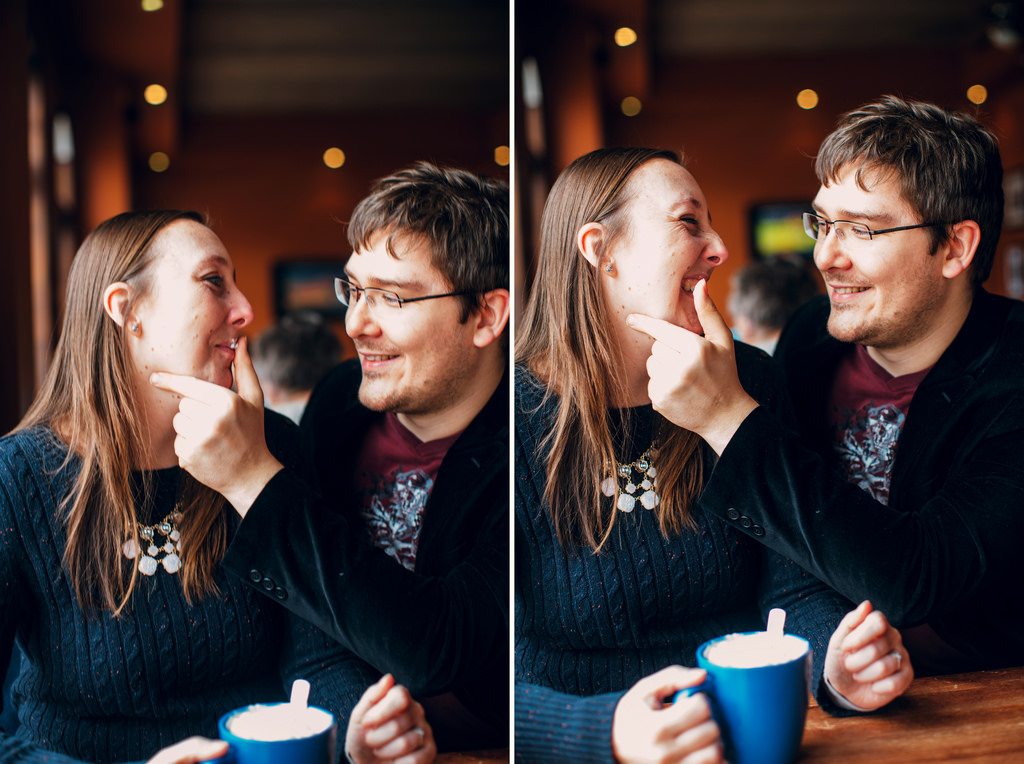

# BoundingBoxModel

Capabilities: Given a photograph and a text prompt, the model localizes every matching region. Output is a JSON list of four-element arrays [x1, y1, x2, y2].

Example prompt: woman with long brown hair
[[514, 148, 913, 763], [0, 210, 435, 764]]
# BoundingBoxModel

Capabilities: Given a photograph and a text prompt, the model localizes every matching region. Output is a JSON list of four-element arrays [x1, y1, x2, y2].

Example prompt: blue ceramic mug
[[673, 632, 811, 764], [201, 702, 337, 764]]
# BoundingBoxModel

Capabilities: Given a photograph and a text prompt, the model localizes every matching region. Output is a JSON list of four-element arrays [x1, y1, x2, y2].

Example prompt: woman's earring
[[129, 322, 140, 334], [604, 263, 614, 273]]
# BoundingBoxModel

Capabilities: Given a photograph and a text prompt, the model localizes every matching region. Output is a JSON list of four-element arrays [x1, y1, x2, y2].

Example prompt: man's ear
[[941, 220, 981, 280], [471, 288, 511, 348], [102, 282, 132, 327], [576, 222, 607, 270]]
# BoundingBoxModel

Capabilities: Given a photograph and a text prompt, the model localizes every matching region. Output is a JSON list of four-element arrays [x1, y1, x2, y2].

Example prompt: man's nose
[[814, 228, 851, 272], [344, 295, 379, 338]]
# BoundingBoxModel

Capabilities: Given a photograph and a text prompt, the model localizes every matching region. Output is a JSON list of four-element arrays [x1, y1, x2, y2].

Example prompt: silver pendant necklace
[[601, 444, 660, 512], [123, 504, 182, 575]]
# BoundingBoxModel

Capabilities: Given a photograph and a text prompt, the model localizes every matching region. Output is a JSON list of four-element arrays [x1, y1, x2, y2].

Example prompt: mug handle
[[669, 676, 713, 706]]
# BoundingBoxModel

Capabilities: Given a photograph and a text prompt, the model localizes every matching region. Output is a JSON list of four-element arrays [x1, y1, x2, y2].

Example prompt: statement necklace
[[601, 444, 660, 512], [123, 504, 182, 575]]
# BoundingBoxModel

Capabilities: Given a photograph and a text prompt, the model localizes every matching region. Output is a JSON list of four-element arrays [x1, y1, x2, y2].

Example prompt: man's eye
[[381, 293, 402, 308]]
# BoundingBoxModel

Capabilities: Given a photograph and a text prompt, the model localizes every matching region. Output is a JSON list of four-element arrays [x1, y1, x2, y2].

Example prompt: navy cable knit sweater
[[514, 355, 855, 764], [0, 425, 369, 764]]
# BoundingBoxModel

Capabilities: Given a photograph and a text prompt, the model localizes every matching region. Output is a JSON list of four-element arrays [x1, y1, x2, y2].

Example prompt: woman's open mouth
[[681, 275, 706, 293]]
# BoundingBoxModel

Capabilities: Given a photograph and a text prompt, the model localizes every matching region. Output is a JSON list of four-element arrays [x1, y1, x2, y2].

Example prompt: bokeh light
[[494, 145, 510, 166], [144, 84, 168, 105], [323, 147, 346, 169], [621, 96, 642, 117], [148, 152, 170, 172], [615, 27, 638, 47], [796, 89, 819, 110], [967, 84, 988, 104]]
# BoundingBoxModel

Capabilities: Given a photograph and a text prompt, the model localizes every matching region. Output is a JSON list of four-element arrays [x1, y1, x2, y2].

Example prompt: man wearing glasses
[[631, 96, 1024, 680], [156, 162, 510, 753]]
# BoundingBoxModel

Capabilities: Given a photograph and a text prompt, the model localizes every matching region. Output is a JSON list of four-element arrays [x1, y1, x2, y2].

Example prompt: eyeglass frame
[[802, 212, 948, 243], [334, 276, 479, 310]]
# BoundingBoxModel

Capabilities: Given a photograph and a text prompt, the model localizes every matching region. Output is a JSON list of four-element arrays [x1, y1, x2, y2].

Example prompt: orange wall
[[132, 107, 510, 352], [525, 41, 1024, 319]]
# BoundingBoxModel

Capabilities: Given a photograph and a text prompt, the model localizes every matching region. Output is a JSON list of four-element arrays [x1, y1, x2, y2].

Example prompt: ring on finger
[[889, 650, 902, 670]]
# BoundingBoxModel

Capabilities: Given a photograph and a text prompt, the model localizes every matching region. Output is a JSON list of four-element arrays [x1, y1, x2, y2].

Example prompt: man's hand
[[346, 674, 437, 764], [626, 280, 757, 454], [824, 601, 914, 711], [151, 337, 283, 515]]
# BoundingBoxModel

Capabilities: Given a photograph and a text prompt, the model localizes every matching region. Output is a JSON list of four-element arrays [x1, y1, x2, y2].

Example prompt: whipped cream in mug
[[703, 632, 808, 669], [225, 704, 334, 742]]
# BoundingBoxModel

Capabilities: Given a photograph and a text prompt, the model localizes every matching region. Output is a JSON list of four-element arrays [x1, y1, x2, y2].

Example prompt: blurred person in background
[[728, 256, 821, 355], [251, 310, 343, 424]]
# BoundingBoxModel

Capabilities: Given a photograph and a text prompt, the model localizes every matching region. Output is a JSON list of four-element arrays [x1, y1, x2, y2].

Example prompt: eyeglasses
[[334, 277, 476, 310], [802, 212, 946, 246]]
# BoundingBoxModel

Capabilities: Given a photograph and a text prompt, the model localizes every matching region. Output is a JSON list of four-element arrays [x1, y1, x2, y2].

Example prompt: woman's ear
[[102, 282, 132, 328], [472, 288, 511, 348], [576, 222, 607, 270]]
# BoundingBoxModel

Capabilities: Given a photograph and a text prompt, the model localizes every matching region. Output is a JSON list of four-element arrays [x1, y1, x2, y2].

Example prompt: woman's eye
[[204, 274, 225, 288]]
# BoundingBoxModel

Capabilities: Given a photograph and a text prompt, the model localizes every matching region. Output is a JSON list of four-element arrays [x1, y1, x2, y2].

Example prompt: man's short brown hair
[[815, 95, 1003, 288], [347, 161, 509, 321]]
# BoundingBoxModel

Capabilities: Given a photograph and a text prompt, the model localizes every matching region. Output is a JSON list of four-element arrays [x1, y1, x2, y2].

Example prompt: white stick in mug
[[290, 678, 311, 709]]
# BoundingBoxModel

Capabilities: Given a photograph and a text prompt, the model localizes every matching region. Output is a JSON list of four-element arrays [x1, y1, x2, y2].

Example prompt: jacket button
[[274, 587, 288, 601], [248, 569, 262, 583], [752, 525, 765, 536], [726, 508, 741, 520], [740, 516, 753, 528], [262, 577, 276, 591]]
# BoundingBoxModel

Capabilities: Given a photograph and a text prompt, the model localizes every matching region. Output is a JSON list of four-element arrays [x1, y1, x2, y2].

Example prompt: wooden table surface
[[446, 668, 1024, 763], [435, 749, 508, 763], [799, 665, 1024, 762]]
